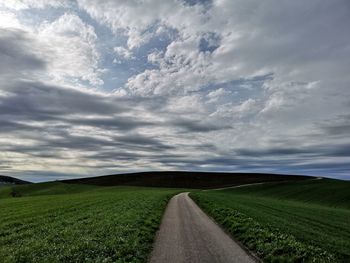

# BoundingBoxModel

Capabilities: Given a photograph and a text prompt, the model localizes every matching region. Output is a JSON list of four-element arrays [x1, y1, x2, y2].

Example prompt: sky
[[0, 0, 349, 182]]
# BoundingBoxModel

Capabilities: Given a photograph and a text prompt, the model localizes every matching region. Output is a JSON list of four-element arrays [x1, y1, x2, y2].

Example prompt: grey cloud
[[0, 81, 170, 144], [0, 120, 36, 133], [82, 151, 186, 163], [30, 131, 173, 153], [68, 116, 155, 131], [197, 156, 315, 173], [236, 148, 314, 157], [183, 0, 212, 7], [0, 80, 175, 167], [0, 28, 46, 75], [115, 134, 174, 150], [82, 151, 145, 162], [170, 118, 232, 133], [312, 114, 350, 139], [199, 32, 220, 53], [0, 81, 124, 119], [289, 162, 350, 173], [236, 143, 350, 158], [326, 144, 350, 157], [322, 124, 350, 136]]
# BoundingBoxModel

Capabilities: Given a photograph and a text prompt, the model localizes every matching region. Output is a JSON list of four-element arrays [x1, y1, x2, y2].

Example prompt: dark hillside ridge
[[0, 175, 32, 185], [63, 171, 313, 189]]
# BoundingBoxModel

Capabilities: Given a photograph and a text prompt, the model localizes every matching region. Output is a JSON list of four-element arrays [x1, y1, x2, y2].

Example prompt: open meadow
[[1, 176, 349, 263], [0, 183, 181, 263]]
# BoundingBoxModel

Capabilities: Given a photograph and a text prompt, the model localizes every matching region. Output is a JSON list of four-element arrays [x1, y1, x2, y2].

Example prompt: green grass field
[[0, 182, 98, 198], [2, 177, 349, 262], [0, 183, 182, 263], [191, 179, 350, 263]]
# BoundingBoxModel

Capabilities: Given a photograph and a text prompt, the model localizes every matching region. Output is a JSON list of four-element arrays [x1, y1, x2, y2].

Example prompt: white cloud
[[37, 13, 103, 85], [0, 9, 104, 86], [167, 94, 206, 115], [77, 0, 206, 49], [147, 50, 163, 65], [113, 46, 134, 63], [91, 0, 350, 101], [0, 10, 23, 29], [212, 98, 258, 118], [0, 0, 69, 10], [207, 88, 227, 102]]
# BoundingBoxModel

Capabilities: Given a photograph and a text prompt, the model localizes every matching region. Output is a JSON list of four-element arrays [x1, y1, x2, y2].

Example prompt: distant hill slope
[[0, 175, 31, 185], [0, 182, 100, 198], [62, 171, 312, 189], [219, 178, 350, 209]]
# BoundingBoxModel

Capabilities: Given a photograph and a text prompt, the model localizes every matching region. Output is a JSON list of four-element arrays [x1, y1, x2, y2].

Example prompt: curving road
[[149, 193, 257, 263]]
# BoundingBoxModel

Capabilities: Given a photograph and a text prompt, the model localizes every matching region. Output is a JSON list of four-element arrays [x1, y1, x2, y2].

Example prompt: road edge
[[187, 192, 262, 263]]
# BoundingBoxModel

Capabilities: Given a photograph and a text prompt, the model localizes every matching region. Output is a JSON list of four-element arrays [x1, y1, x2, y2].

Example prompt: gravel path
[[149, 192, 257, 263]]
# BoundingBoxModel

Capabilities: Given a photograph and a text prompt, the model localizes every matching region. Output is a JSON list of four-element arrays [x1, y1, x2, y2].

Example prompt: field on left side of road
[[0, 183, 181, 263]]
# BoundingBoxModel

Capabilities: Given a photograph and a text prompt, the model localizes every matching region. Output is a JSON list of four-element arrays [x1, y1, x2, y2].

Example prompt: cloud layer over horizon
[[1, 0, 350, 182]]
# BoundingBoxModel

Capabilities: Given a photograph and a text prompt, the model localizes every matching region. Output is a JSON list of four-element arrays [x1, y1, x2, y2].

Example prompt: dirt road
[[149, 193, 257, 263]]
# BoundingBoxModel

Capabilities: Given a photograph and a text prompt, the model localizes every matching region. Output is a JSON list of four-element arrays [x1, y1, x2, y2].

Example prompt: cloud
[[0, 1, 350, 180], [170, 118, 231, 133], [0, 10, 104, 86], [211, 98, 258, 118], [0, 79, 224, 179], [0, 81, 123, 119], [318, 114, 350, 137], [199, 32, 220, 53], [77, 0, 193, 49], [0, 0, 69, 10], [0, 28, 46, 76], [206, 88, 227, 101], [113, 46, 134, 63], [97, 0, 350, 100], [38, 13, 104, 85]]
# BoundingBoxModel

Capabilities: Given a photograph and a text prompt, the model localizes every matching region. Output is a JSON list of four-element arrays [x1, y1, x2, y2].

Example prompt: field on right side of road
[[190, 178, 350, 263]]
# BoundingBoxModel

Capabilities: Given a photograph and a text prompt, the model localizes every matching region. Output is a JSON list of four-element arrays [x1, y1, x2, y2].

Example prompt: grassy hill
[[0, 171, 312, 199], [220, 178, 350, 209], [0, 175, 31, 185], [1, 172, 346, 262], [0, 182, 99, 198], [62, 171, 312, 189], [191, 178, 350, 262]]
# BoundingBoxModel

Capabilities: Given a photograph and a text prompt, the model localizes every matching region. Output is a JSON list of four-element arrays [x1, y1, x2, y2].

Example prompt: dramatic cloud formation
[[0, 0, 349, 181]]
